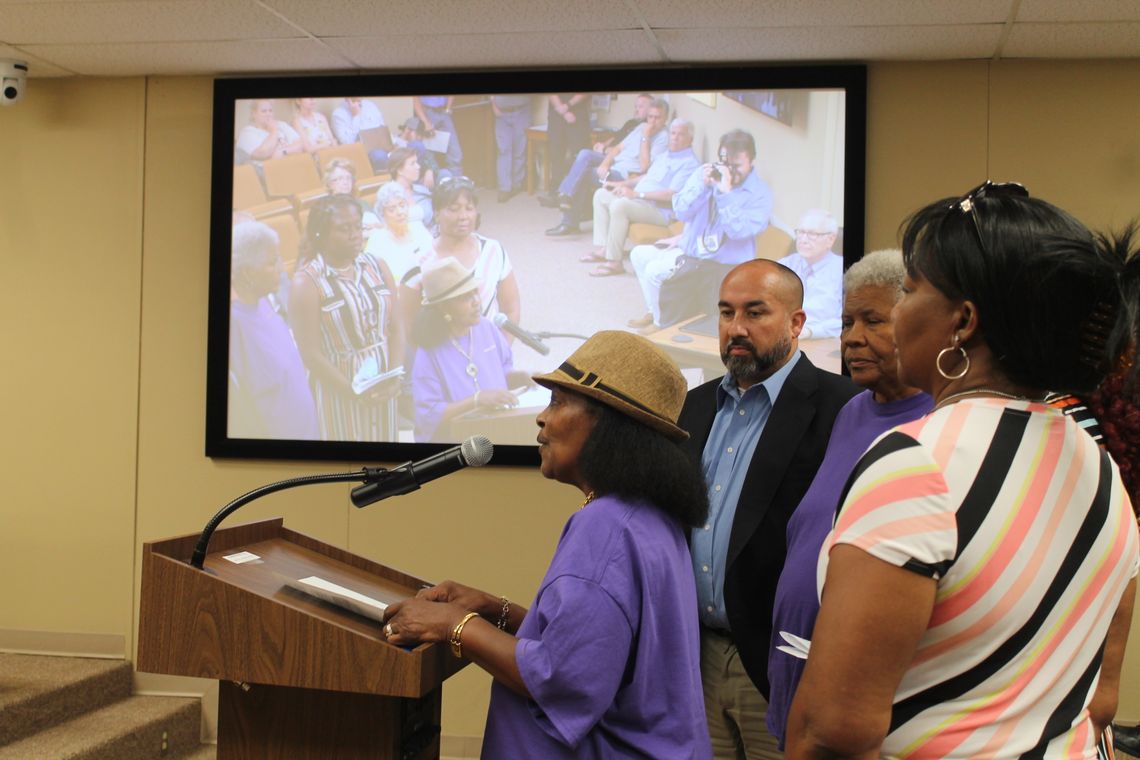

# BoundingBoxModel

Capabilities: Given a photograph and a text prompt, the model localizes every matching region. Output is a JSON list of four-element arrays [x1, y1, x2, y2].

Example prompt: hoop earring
[[936, 333, 970, 380]]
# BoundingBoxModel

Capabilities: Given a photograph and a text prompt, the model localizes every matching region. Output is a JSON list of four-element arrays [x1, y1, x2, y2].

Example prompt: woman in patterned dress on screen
[[289, 194, 403, 442]]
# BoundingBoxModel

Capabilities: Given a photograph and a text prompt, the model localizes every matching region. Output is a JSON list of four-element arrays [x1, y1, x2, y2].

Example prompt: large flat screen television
[[207, 64, 866, 466]]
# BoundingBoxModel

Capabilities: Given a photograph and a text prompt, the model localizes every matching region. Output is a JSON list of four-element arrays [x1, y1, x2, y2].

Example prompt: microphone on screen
[[350, 435, 494, 508], [492, 313, 551, 355]]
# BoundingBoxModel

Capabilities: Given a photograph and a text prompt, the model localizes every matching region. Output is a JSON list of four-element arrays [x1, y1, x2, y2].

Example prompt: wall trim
[[0, 629, 125, 658]]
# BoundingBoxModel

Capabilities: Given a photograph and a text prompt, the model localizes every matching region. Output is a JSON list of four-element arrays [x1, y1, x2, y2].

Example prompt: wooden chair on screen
[[316, 143, 388, 197], [755, 224, 795, 261], [262, 153, 329, 211], [262, 211, 303, 274], [628, 220, 683, 247], [233, 164, 292, 219]]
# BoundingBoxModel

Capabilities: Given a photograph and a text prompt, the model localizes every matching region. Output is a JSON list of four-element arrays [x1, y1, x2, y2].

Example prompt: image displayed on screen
[[225, 86, 849, 449]]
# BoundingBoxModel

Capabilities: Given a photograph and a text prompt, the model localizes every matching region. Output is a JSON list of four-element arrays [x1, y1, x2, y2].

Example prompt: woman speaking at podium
[[384, 331, 713, 758]]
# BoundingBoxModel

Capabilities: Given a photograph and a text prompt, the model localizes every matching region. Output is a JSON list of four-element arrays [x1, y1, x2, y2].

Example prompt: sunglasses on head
[[951, 180, 1029, 256], [438, 175, 475, 189]]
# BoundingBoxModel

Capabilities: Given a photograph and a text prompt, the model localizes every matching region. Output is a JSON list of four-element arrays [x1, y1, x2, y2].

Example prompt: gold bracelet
[[496, 596, 511, 630], [449, 611, 480, 659]]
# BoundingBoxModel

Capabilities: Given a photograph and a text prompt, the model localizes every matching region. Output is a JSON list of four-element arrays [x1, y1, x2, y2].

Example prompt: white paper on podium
[[512, 386, 551, 408], [283, 575, 389, 623]]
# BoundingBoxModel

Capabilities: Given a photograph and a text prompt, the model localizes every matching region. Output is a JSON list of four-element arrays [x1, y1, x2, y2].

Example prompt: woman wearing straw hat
[[410, 256, 531, 442], [385, 330, 713, 759]]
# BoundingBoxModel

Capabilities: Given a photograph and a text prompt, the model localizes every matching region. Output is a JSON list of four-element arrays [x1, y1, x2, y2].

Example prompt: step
[[0, 654, 132, 747], [182, 743, 216, 760], [0, 693, 200, 760]]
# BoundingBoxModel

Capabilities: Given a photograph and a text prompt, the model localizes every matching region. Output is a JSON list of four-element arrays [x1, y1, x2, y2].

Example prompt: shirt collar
[[715, 349, 802, 406]]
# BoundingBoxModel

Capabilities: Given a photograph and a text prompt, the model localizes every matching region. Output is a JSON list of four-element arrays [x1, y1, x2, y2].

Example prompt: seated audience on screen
[[322, 158, 381, 237], [785, 183, 1140, 759], [765, 249, 932, 747], [331, 97, 389, 172], [779, 209, 843, 338], [365, 182, 433, 287], [628, 129, 774, 328], [413, 95, 463, 176], [544, 95, 666, 236], [289, 195, 402, 442], [387, 330, 713, 759], [582, 118, 700, 277], [292, 97, 335, 154], [393, 117, 440, 189], [228, 221, 319, 440], [387, 148, 434, 228], [491, 94, 532, 202], [409, 257, 530, 442], [235, 99, 303, 162]]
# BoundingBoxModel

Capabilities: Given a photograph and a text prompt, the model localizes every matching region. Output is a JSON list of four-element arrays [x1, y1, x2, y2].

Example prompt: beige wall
[[2, 59, 1139, 746]]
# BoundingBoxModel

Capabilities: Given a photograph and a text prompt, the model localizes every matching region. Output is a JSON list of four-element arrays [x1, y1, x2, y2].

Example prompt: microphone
[[350, 435, 494, 508], [493, 313, 550, 355]]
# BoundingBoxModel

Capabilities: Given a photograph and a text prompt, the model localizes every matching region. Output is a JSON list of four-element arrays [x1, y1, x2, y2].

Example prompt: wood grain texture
[[138, 518, 468, 698]]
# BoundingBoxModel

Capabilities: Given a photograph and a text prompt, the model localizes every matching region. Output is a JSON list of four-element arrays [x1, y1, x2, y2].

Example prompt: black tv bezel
[[206, 63, 867, 467]]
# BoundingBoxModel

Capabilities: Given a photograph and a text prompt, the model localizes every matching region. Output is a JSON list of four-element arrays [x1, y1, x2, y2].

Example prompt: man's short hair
[[719, 129, 756, 161], [671, 118, 694, 141], [797, 208, 839, 235], [649, 97, 669, 119]]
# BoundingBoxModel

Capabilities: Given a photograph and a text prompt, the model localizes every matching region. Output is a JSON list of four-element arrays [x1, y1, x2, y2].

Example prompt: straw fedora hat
[[534, 330, 689, 441], [420, 256, 480, 306]]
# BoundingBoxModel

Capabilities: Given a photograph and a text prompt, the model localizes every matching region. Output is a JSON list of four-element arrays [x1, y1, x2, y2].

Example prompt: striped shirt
[[820, 397, 1139, 759]]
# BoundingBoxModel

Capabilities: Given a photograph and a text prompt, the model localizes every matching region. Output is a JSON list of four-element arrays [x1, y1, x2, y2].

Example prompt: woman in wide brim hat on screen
[[385, 330, 714, 759]]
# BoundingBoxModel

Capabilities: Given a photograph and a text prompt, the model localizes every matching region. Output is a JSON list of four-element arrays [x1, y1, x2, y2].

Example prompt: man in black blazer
[[679, 259, 856, 759]]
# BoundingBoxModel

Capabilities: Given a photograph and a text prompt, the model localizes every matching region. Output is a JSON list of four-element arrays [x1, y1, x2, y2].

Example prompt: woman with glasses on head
[[418, 176, 521, 333], [786, 183, 1140, 759], [289, 194, 403, 442], [408, 257, 530, 442], [385, 330, 712, 758]]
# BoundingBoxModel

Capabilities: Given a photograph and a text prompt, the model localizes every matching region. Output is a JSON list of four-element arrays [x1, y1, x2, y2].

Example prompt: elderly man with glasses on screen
[[778, 209, 843, 339]]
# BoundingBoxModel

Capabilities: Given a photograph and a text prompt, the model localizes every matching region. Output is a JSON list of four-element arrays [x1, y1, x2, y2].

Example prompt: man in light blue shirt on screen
[[678, 260, 857, 759], [779, 209, 843, 339]]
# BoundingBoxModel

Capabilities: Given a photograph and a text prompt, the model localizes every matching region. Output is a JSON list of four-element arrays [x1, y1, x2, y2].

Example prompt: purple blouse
[[481, 494, 711, 759], [228, 298, 319, 440], [411, 317, 512, 442], [766, 389, 932, 746]]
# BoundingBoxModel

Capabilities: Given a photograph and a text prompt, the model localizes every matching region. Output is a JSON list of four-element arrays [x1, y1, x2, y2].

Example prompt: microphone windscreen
[[461, 435, 494, 467]]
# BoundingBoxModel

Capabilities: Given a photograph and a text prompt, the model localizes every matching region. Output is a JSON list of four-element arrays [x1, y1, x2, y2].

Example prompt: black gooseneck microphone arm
[[188, 465, 402, 569]]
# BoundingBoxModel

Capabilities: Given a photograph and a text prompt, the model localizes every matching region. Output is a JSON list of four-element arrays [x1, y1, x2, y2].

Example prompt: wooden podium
[[138, 518, 468, 759]]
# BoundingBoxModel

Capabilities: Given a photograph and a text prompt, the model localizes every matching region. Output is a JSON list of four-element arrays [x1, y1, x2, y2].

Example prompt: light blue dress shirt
[[780, 251, 843, 338], [692, 350, 802, 630]]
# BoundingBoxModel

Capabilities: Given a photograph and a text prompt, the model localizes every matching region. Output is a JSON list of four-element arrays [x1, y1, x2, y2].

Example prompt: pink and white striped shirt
[[820, 397, 1139, 759]]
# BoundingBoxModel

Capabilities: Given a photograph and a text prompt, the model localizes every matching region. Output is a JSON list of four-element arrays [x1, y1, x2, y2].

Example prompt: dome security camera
[[1, 59, 28, 106]]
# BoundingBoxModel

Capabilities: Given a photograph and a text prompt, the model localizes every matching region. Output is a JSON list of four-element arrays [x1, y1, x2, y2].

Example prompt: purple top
[[411, 317, 513, 442], [228, 298, 319, 440], [482, 494, 711, 759], [766, 389, 932, 745]]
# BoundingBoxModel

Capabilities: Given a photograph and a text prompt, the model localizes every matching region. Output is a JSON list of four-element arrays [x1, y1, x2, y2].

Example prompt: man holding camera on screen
[[629, 129, 774, 330]]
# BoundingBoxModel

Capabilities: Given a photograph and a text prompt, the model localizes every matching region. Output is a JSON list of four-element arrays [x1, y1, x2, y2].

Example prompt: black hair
[[410, 302, 451, 350], [298, 193, 362, 267], [432, 176, 478, 212], [900, 195, 1140, 394], [577, 398, 709, 529]]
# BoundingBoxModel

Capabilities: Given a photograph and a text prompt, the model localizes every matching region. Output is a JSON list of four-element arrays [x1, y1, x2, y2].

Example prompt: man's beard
[[722, 335, 791, 386]]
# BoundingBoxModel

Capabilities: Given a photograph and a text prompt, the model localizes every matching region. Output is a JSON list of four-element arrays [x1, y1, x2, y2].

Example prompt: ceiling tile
[[327, 30, 661, 70], [635, 0, 1011, 28], [0, 0, 301, 45], [1003, 21, 1140, 57], [0, 43, 72, 76], [1016, 0, 1140, 22], [19, 39, 352, 77], [657, 25, 1003, 61], [267, 0, 641, 36]]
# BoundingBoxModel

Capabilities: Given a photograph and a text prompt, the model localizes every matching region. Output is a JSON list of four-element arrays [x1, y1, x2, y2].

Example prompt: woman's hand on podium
[[418, 580, 500, 619], [382, 598, 466, 646]]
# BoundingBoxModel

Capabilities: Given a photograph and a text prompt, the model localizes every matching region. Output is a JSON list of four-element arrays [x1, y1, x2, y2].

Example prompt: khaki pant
[[701, 627, 784, 760]]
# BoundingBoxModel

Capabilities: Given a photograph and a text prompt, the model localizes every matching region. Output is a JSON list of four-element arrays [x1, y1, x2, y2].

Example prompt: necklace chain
[[449, 330, 480, 390], [580, 491, 596, 510], [934, 387, 1032, 411]]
